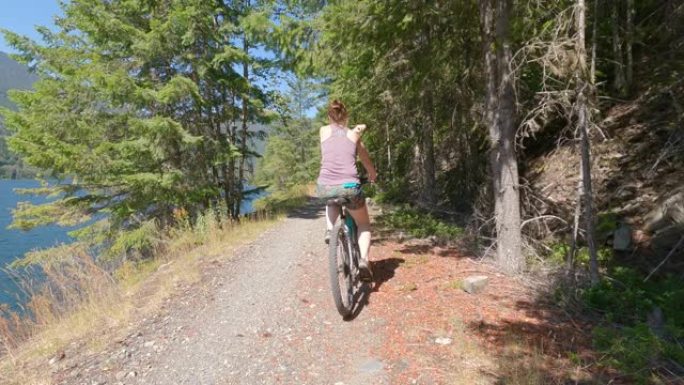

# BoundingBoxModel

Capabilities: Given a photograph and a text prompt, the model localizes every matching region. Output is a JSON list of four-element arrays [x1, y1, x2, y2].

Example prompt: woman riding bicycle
[[317, 99, 377, 281]]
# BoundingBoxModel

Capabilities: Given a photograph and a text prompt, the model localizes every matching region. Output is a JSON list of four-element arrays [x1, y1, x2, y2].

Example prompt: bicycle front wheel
[[328, 220, 353, 317]]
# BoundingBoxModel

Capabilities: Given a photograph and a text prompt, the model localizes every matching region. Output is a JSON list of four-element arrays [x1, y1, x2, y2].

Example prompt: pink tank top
[[317, 125, 359, 185]]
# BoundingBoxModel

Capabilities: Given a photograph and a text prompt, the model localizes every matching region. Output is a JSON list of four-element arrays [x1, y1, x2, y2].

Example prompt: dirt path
[[48, 203, 600, 385], [58, 205, 390, 385]]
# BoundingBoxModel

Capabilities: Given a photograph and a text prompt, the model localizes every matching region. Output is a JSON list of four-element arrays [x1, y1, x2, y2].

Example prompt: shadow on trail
[[344, 258, 404, 321], [466, 270, 621, 384], [286, 203, 324, 220], [366, 229, 614, 382], [371, 257, 404, 293], [395, 242, 480, 260], [344, 282, 372, 321]]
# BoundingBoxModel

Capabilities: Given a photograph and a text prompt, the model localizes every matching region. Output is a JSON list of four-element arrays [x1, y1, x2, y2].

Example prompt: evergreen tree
[[0, 0, 278, 262]]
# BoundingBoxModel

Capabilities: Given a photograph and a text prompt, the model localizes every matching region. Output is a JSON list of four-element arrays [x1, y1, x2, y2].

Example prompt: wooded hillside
[[0, 51, 36, 178]]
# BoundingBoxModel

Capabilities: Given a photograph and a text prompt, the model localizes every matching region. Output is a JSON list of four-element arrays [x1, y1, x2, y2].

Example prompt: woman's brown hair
[[327, 99, 348, 124]]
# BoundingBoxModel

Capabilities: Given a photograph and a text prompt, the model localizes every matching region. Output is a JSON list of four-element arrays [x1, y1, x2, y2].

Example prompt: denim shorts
[[316, 183, 366, 210]]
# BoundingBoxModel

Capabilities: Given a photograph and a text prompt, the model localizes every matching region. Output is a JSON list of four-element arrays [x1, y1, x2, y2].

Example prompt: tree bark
[[625, 0, 634, 90], [420, 21, 437, 206], [422, 94, 437, 206], [480, 0, 524, 274], [590, 0, 600, 85], [568, 175, 582, 270], [612, 0, 627, 96], [385, 119, 392, 181], [576, 0, 600, 285], [228, 93, 238, 218], [220, 89, 234, 217], [236, 33, 249, 219]]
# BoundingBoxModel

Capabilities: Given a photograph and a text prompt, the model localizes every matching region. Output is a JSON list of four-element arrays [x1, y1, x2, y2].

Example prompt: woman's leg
[[348, 204, 371, 263], [326, 204, 340, 231]]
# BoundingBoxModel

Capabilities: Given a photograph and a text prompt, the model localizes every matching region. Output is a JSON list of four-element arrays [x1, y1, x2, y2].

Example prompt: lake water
[[0, 180, 75, 310], [0, 179, 265, 311]]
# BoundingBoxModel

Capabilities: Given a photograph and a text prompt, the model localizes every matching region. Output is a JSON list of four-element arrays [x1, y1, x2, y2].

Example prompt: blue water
[[0, 180, 74, 309], [0, 180, 266, 310]]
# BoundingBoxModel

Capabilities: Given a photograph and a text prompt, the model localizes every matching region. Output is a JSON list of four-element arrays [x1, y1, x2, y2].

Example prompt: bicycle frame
[[327, 199, 367, 317], [341, 208, 360, 279]]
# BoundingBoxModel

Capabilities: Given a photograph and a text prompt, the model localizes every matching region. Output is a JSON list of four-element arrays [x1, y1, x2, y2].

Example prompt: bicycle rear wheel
[[328, 220, 353, 317]]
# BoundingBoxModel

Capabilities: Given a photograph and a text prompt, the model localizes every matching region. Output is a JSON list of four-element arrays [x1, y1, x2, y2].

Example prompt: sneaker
[[324, 229, 331, 244], [358, 259, 373, 282]]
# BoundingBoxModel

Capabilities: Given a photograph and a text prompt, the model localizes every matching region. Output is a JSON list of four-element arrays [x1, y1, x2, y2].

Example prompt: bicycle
[[326, 183, 372, 318]]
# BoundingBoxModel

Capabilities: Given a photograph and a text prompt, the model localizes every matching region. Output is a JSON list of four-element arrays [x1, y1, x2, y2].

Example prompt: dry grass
[[444, 279, 464, 290], [0, 211, 280, 384], [492, 334, 595, 385], [400, 252, 430, 268]]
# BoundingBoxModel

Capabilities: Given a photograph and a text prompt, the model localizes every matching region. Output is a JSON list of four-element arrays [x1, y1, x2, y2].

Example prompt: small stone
[[143, 341, 155, 348], [613, 223, 632, 251], [126, 371, 137, 378], [359, 358, 383, 373], [462, 275, 489, 294], [647, 307, 665, 338], [435, 337, 453, 345], [48, 351, 66, 366], [115, 371, 126, 381], [393, 359, 410, 372]]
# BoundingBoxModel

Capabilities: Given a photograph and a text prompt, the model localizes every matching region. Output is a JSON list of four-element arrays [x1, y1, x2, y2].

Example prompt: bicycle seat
[[326, 197, 351, 207]]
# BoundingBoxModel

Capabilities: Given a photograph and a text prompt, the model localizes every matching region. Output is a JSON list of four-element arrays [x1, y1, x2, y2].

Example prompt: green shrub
[[380, 207, 463, 241], [584, 267, 684, 382], [585, 268, 684, 325], [593, 324, 662, 383], [546, 242, 612, 267], [374, 180, 410, 204], [596, 212, 619, 237]]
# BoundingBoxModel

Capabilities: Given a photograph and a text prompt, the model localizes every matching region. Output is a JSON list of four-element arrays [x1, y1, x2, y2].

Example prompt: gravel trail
[[67, 205, 389, 385]]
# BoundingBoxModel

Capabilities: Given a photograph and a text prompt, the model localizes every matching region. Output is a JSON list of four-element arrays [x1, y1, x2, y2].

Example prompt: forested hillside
[[0, 51, 36, 178]]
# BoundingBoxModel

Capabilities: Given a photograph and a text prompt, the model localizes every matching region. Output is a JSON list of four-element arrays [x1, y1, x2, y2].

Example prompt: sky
[[0, 0, 63, 53]]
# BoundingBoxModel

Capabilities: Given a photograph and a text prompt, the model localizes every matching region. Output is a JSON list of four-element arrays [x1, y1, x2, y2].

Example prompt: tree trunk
[[590, 0, 600, 85], [579, 97, 599, 285], [480, 0, 524, 274], [625, 0, 634, 90], [221, 92, 233, 217], [576, 0, 600, 285], [236, 34, 249, 219], [612, 0, 627, 96], [228, 94, 238, 218], [422, 99, 437, 205], [412, 132, 422, 193], [385, 120, 392, 181], [568, 170, 582, 271]]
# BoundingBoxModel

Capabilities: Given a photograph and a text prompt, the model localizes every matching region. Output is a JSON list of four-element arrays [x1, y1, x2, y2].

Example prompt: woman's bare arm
[[357, 140, 377, 182]]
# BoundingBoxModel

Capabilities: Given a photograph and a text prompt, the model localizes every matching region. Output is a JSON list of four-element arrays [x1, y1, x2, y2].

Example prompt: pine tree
[[0, 0, 277, 262]]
